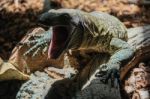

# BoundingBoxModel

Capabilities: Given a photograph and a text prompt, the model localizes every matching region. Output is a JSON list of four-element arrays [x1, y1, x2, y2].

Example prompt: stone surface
[[16, 71, 57, 99]]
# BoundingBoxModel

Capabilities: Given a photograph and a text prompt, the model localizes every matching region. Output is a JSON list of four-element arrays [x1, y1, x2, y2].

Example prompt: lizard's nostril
[[38, 13, 49, 22], [37, 14, 44, 23], [37, 13, 52, 26]]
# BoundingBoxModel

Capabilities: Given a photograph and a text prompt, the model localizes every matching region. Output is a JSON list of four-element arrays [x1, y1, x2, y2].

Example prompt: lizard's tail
[[0, 57, 29, 81]]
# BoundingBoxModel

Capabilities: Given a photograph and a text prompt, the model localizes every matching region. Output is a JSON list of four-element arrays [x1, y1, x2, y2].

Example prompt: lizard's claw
[[21, 30, 51, 57], [23, 39, 48, 57], [95, 64, 120, 88]]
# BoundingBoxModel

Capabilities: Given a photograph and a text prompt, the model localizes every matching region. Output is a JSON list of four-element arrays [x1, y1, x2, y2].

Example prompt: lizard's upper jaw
[[48, 25, 72, 59]]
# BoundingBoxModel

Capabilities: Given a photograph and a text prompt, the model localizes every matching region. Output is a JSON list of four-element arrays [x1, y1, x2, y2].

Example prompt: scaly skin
[[38, 9, 135, 90], [21, 28, 52, 57], [0, 9, 134, 84], [0, 28, 52, 80]]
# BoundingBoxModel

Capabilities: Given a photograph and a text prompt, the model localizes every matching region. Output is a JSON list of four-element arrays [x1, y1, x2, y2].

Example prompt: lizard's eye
[[60, 13, 71, 19]]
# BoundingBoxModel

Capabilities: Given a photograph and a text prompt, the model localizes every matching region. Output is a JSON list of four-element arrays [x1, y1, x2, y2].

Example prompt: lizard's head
[[39, 9, 84, 59]]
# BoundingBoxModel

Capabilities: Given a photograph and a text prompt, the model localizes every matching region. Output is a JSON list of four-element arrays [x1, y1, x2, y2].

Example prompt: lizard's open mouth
[[48, 26, 70, 59]]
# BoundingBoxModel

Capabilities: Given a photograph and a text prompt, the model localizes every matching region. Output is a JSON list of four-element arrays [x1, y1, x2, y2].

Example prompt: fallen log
[[128, 0, 150, 5], [121, 25, 150, 80]]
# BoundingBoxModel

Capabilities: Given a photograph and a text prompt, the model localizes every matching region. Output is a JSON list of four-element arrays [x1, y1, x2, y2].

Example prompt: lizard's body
[[2, 8, 149, 99], [0, 9, 135, 92], [78, 11, 127, 51], [37, 9, 135, 90]]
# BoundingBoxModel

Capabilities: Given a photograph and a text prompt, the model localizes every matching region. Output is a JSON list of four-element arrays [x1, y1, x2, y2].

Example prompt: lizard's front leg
[[96, 38, 135, 87], [19, 28, 52, 57]]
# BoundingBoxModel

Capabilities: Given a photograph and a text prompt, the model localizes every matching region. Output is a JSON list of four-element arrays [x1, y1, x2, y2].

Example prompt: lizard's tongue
[[48, 26, 68, 59], [48, 33, 55, 59]]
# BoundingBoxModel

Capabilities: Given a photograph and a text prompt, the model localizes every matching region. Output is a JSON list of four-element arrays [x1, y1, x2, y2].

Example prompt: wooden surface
[[121, 25, 150, 80]]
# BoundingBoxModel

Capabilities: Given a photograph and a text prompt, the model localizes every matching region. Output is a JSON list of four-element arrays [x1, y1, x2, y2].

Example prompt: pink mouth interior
[[48, 26, 69, 59]]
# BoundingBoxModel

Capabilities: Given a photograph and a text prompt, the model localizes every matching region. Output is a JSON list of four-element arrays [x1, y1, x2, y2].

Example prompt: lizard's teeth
[[68, 49, 72, 55], [48, 39, 53, 58]]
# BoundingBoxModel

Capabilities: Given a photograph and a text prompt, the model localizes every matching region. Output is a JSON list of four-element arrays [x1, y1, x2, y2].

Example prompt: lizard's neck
[[78, 13, 110, 52]]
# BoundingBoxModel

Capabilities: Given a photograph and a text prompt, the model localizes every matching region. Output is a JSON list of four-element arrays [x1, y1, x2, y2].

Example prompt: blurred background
[[0, 0, 150, 99], [0, 0, 150, 60]]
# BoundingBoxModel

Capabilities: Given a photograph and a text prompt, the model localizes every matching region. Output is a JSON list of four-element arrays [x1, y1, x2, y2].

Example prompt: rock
[[16, 71, 57, 99]]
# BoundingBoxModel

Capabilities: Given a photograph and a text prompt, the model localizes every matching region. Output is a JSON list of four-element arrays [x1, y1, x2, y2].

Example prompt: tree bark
[[121, 25, 150, 80]]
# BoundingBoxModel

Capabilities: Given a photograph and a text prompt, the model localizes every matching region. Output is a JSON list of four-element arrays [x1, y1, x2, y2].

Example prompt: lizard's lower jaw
[[48, 26, 69, 59]]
